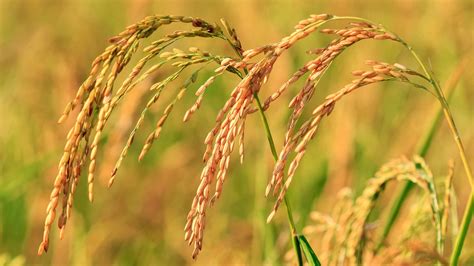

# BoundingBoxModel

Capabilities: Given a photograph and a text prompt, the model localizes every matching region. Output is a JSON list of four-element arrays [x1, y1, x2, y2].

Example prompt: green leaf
[[298, 235, 321, 266], [292, 235, 303, 266]]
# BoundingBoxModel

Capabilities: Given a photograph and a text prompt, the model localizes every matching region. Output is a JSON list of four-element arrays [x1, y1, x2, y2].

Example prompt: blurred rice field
[[0, 0, 472, 265]]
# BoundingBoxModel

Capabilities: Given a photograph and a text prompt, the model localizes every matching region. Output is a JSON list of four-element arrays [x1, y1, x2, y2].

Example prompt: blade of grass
[[451, 194, 474, 265], [298, 235, 322, 266], [292, 235, 304, 266]]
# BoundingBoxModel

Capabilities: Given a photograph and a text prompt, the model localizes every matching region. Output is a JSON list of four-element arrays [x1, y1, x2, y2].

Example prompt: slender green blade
[[292, 235, 304, 266], [298, 235, 321, 266], [451, 195, 474, 266]]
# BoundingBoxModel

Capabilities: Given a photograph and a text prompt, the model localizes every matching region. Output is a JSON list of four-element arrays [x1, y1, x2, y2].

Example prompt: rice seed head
[[39, 14, 230, 256]]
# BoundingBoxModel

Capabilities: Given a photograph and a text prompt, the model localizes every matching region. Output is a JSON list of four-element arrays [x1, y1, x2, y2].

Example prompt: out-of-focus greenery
[[0, 0, 472, 265]]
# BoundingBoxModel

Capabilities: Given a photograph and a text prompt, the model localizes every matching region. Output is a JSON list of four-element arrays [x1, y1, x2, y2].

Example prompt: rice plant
[[37, 14, 472, 265]]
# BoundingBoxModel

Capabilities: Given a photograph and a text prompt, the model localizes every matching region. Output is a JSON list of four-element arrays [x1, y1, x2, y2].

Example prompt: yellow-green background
[[0, 0, 472, 265]]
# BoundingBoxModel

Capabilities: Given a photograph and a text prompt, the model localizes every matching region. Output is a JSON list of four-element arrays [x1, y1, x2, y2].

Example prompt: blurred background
[[0, 0, 472, 265]]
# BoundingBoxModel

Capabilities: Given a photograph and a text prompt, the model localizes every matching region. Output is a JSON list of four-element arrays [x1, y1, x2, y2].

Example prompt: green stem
[[292, 235, 304, 266], [253, 92, 299, 235], [451, 194, 474, 265], [220, 24, 301, 262], [253, 91, 302, 265]]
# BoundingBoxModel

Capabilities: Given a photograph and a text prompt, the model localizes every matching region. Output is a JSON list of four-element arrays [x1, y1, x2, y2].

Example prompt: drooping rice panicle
[[39, 15, 232, 255], [267, 61, 429, 222]]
